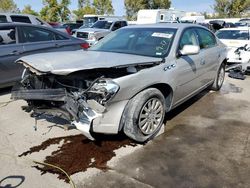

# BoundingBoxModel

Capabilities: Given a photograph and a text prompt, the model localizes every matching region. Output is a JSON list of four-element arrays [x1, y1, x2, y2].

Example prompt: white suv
[[0, 13, 51, 27]]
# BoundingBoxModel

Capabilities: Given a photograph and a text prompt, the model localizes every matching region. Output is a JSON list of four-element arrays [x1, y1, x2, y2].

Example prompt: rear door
[[19, 25, 81, 55], [0, 25, 24, 86], [19, 25, 58, 55], [195, 28, 219, 84]]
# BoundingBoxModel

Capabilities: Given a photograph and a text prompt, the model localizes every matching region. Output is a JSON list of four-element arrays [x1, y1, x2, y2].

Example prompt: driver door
[[174, 28, 203, 104]]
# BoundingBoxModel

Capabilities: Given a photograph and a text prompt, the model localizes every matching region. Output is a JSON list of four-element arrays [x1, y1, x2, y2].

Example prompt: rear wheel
[[211, 63, 225, 91], [122, 88, 166, 143]]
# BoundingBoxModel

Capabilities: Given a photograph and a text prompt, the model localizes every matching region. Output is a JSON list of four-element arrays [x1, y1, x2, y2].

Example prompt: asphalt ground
[[0, 75, 250, 188]]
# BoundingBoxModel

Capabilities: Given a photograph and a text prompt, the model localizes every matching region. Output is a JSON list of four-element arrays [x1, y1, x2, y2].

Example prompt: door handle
[[55, 43, 61, 47], [200, 59, 206, 65], [8, 50, 22, 55]]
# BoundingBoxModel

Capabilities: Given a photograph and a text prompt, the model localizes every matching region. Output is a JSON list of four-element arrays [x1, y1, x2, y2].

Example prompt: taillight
[[80, 43, 89, 49]]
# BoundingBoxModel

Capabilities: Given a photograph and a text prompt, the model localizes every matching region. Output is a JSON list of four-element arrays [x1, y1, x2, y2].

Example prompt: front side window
[[0, 15, 7, 23], [216, 30, 249, 40], [0, 26, 16, 45], [10, 16, 31, 23], [196, 28, 217, 49], [90, 27, 176, 58], [20, 26, 56, 43], [179, 29, 198, 50]]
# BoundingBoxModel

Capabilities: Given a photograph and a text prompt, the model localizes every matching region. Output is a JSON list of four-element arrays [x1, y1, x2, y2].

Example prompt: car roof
[[0, 13, 37, 17], [218, 27, 250, 31], [0, 22, 38, 27], [0, 22, 58, 29], [0, 22, 72, 38], [125, 23, 206, 30]]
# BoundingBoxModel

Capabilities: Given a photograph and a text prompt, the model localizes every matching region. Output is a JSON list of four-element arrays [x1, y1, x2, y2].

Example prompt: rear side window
[[20, 26, 56, 43], [10, 16, 31, 23], [0, 15, 7, 23], [196, 28, 217, 49], [0, 26, 17, 45]]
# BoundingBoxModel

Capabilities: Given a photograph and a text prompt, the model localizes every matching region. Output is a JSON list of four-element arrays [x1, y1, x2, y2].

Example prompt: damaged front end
[[11, 67, 122, 140]]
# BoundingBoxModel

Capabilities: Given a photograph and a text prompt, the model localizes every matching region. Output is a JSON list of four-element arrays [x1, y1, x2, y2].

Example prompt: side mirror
[[179, 45, 200, 56]]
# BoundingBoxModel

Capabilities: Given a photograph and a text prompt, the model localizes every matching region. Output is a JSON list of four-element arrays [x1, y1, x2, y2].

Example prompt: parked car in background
[[48, 22, 70, 34], [71, 25, 86, 35], [216, 27, 250, 64], [224, 22, 235, 28], [239, 18, 250, 25], [235, 22, 249, 27], [74, 19, 128, 46], [209, 20, 226, 32], [0, 23, 88, 88], [0, 13, 50, 27], [63, 23, 82, 35], [12, 24, 227, 142]]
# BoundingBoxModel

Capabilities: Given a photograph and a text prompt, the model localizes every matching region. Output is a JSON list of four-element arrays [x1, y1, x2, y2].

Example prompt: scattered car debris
[[228, 67, 246, 80]]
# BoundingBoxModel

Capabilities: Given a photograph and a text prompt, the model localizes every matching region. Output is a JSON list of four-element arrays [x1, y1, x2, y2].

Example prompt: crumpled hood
[[17, 50, 162, 75], [77, 28, 109, 33]]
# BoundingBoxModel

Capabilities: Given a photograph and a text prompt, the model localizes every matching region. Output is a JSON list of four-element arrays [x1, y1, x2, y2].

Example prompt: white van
[[180, 16, 205, 24], [137, 9, 186, 24], [0, 13, 50, 27]]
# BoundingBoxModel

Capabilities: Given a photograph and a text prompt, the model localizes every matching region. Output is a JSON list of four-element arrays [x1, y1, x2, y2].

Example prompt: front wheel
[[210, 63, 225, 91], [122, 88, 166, 143]]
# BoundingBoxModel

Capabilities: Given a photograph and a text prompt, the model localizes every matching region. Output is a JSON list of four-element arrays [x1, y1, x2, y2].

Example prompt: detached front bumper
[[11, 88, 128, 139]]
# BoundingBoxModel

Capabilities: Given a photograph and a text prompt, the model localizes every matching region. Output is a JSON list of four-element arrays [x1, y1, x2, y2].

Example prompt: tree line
[[0, 0, 249, 22]]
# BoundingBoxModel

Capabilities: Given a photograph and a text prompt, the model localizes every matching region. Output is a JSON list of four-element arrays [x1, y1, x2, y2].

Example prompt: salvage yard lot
[[0, 75, 250, 188]]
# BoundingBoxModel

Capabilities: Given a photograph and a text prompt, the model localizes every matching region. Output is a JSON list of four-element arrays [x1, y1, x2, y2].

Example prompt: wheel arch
[[118, 83, 173, 132]]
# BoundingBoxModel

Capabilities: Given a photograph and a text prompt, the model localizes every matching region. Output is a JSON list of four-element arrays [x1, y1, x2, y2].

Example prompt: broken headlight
[[87, 79, 119, 105]]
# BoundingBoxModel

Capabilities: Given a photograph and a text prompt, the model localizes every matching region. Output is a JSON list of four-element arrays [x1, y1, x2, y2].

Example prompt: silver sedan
[[12, 24, 227, 142]]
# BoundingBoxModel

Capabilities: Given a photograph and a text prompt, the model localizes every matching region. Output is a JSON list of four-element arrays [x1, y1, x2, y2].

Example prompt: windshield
[[91, 21, 113, 29], [83, 17, 98, 27], [90, 27, 176, 58], [216, 30, 249, 40]]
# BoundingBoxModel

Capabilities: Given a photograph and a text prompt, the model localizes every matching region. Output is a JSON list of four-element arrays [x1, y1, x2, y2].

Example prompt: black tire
[[210, 63, 225, 91], [122, 88, 166, 143]]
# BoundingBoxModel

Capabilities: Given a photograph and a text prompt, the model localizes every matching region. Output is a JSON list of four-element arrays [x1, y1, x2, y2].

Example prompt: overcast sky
[[15, 0, 215, 15]]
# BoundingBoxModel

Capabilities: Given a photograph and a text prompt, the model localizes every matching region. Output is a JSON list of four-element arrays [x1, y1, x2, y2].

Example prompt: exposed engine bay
[[11, 61, 161, 139], [12, 67, 130, 119]]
